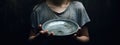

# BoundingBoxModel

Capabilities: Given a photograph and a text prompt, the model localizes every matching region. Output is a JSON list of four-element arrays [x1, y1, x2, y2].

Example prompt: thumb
[[38, 24, 42, 27], [73, 34, 77, 37], [38, 24, 42, 30], [78, 27, 81, 30]]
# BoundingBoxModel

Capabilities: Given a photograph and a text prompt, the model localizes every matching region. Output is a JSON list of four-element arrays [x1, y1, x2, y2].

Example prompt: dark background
[[0, 0, 119, 45]]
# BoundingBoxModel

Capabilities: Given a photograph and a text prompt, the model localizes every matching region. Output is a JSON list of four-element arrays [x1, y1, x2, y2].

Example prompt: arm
[[74, 1, 90, 42], [28, 29, 37, 40], [75, 26, 90, 42]]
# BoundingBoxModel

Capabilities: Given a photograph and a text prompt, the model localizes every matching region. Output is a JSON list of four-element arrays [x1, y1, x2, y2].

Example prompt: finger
[[45, 30, 48, 32], [29, 36, 36, 40], [73, 34, 77, 37], [41, 30, 49, 35], [38, 24, 42, 27], [40, 30, 44, 34], [38, 24, 42, 30], [44, 30, 48, 33], [78, 27, 81, 30], [40, 30, 48, 33], [49, 32, 54, 36]]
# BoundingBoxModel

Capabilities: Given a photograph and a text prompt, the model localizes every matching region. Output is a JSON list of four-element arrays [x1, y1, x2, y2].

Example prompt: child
[[29, 0, 91, 45]]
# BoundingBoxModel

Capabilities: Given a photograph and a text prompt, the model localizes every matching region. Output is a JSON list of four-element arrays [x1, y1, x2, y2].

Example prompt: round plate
[[42, 19, 80, 36]]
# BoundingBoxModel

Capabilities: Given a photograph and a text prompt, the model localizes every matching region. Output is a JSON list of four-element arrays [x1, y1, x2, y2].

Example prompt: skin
[[29, 0, 90, 43]]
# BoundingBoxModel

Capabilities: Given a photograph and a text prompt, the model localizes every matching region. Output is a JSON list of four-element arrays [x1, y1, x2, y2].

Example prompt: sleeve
[[75, 1, 91, 27], [30, 4, 42, 34], [30, 11, 38, 34]]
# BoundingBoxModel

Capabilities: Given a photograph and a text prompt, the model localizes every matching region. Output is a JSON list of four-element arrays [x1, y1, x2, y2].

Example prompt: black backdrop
[[0, 0, 119, 45]]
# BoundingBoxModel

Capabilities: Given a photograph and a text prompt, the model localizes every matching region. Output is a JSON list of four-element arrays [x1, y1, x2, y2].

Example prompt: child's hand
[[39, 24, 54, 36]]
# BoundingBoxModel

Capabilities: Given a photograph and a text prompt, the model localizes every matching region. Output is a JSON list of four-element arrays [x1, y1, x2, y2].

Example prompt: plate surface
[[42, 19, 80, 36]]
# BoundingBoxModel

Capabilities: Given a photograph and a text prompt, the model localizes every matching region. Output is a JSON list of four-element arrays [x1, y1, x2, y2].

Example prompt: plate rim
[[42, 19, 80, 36]]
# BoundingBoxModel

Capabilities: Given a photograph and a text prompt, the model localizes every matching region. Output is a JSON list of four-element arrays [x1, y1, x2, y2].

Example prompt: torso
[[35, 2, 77, 24]]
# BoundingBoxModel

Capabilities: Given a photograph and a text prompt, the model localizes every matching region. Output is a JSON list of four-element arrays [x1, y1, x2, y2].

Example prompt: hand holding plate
[[39, 24, 54, 36]]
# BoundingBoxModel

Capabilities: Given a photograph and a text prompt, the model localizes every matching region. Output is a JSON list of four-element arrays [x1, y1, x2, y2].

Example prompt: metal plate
[[42, 19, 80, 36]]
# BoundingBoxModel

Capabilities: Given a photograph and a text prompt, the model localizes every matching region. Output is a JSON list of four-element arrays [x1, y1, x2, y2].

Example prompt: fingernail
[[78, 27, 81, 29], [40, 31, 44, 33], [74, 34, 77, 36], [39, 24, 42, 26]]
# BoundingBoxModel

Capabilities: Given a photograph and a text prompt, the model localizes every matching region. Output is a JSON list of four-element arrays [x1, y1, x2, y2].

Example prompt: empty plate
[[42, 19, 80, 36]]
